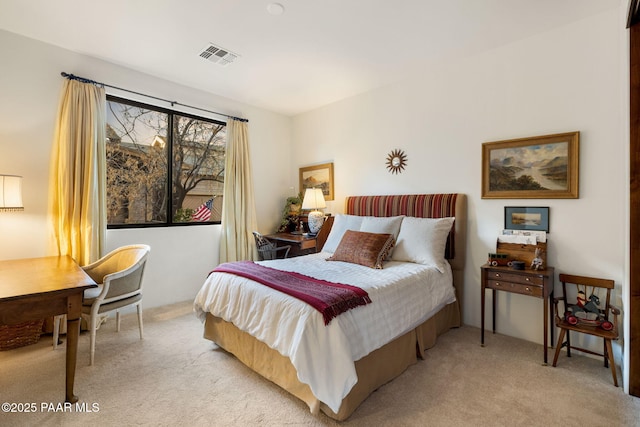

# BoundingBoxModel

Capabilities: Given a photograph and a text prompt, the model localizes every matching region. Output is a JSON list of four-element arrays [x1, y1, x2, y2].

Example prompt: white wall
[[0, 29, 291, 308], [292, 8, 626, 360]]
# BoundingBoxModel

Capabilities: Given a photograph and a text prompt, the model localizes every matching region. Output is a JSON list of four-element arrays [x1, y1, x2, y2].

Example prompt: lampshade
[[0, 175, 24, 211], [302, 188, 326, 235], [301, 188, 326, 210]]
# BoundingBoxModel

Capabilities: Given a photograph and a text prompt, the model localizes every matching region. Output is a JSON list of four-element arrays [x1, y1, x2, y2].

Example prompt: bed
[[194, 193, 466, 420]]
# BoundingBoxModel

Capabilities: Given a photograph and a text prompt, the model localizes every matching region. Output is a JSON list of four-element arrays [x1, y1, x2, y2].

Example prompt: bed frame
[[203, 193, 466, 420]]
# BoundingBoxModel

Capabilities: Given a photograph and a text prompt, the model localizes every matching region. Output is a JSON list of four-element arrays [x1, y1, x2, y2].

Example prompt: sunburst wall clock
[[386, 149, 407, 174]]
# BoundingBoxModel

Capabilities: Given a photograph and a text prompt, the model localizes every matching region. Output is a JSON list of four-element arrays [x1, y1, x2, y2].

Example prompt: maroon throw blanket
[[212, 261, 371, 325]]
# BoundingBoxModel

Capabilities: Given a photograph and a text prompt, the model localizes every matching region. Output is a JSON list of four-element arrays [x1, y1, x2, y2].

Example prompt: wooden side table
[[481, 264, 554, 364], [265, 232, 317, 257]]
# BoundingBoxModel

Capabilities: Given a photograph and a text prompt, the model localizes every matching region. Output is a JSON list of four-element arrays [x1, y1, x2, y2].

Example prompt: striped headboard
[[345, 193, 464, 262]]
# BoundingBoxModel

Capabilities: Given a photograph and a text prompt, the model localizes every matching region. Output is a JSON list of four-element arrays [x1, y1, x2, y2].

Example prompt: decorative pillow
[[391, 217, 455, 272], [327, 230, 395, 269], [359, 215, 404, 258], [322, 214, 364, 253]]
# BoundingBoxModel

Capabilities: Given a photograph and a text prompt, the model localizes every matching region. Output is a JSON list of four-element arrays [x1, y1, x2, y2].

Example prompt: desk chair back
[[253, 232, 290, 260]]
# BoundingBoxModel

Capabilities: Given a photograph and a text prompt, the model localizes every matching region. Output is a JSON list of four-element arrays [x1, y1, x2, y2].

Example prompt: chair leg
[[116, 310, 121, 332], [603, 339, 609, 368], [137, 303, 144, 340], [89, 314, 98, 366], [605, 339, 618, 387], [566, 330, 571, 357], [552, 328, 566, 367]]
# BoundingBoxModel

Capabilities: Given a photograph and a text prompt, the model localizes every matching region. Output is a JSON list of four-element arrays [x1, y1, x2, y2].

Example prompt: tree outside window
[[106, 96, 225, 226]]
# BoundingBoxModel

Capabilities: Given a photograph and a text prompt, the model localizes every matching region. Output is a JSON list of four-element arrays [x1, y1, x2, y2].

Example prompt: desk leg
[[543, 296, 548, 366], [549, 292, 554, 347], [481, 285, 485, 346], [492, 289, 496, 334], [65, 294, 82, 403]]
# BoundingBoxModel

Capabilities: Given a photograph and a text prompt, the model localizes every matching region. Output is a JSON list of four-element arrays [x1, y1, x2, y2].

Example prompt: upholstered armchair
[[53, 244, 150, 365]]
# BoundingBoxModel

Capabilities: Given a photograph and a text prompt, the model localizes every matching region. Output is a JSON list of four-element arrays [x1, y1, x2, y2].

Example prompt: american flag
[[192, 197, 214, 222]]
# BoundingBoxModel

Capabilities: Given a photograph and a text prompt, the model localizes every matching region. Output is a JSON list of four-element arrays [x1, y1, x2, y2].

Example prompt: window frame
[[106, 95, 226, 229]]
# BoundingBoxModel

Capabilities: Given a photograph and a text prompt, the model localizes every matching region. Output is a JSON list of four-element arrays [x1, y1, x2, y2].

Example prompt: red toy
[[487, 252, 509, 267]]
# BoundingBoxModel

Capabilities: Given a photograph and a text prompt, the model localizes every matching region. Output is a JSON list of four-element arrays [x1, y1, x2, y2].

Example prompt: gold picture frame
[[299, 162, 334, 201], [482, 131, 579, 199]]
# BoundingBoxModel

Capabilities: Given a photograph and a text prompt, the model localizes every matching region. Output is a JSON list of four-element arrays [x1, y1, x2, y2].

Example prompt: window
[[106, 96, 226, 227]]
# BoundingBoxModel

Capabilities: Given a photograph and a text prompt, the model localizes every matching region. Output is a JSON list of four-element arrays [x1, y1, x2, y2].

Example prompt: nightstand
[[265, 232, 316, 257], [481, 264, 555, 364]]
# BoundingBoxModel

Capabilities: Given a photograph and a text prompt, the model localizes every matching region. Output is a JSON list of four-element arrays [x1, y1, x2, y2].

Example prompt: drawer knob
[[494, 273, 501, 277], [525, 277, 531, 282], [495, 282, 501, 286], [525, 287, 531, 292]]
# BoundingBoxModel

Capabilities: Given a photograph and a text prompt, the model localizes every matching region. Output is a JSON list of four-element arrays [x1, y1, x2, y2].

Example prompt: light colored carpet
[[1, 301, 638, 427]]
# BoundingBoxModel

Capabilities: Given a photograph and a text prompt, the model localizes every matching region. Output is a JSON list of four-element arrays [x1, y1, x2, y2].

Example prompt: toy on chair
[[563, 289, 613, 331], [583, 294, 601, 314], [576, 290, 587, 308]]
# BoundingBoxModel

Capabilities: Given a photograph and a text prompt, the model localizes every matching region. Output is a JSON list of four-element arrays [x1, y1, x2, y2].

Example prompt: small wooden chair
[[552, 273, 620, 386]]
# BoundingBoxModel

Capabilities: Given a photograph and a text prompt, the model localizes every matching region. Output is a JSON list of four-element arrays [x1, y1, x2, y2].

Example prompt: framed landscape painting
[[482, 131, 579, 199], [299, 162, 334, 201], [504, 206, 549, 232]]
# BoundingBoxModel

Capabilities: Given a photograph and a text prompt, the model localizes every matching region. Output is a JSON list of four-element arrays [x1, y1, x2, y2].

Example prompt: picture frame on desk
[[504, 206, 549, 232], [299, 162, 334, 201]]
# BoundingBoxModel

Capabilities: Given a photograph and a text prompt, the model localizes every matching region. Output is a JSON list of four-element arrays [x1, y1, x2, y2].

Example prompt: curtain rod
[[60, 72, 248, 123]]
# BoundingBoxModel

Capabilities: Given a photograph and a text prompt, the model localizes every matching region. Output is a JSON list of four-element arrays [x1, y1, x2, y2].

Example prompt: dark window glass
[[106, 97, 225, 227]]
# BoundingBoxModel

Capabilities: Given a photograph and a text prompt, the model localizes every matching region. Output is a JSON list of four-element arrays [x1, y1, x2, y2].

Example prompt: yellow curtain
[[219, 119, 258, 262], [48, 79, 106, 266]]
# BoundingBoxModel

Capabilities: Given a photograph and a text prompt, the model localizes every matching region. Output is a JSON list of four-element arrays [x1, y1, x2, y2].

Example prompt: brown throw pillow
[[327, 230, 395, 269]]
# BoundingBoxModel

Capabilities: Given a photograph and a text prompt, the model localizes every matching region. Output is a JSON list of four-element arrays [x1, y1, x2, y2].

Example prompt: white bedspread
[[193, 252, 455, 413]]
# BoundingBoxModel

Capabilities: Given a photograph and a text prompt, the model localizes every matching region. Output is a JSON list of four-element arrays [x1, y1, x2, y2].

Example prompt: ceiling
[[0, 0, 621, 116]]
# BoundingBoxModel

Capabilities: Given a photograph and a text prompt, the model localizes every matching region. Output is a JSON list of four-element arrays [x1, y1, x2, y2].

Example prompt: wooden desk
[[265, 232, 317, 257], [481, 264, 554, 365], [0, 256, 97, 402]]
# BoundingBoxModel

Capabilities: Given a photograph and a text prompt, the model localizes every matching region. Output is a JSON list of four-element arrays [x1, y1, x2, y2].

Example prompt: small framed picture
[[504, 206, 550, 232]]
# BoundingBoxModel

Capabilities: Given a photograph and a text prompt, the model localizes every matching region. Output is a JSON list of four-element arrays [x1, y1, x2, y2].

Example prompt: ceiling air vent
[[198, 43, 239, 67]]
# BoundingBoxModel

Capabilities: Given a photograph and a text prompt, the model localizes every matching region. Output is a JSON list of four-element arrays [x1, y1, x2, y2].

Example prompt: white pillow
[[391, 216, 455, 272], [359, 215, 404, 240], [322, 214, 364, 253]]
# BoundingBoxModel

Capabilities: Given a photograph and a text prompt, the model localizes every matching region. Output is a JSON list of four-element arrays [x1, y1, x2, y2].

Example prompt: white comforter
[[193, 252, 455, 413]]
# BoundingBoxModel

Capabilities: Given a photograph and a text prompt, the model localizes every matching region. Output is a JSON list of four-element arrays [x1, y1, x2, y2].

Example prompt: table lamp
[[0, 175, 24, 212], [301, 188, 326, 235]]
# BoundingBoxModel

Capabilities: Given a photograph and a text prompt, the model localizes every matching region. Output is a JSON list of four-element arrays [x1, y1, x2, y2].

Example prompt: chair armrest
[[257, 245, 290, 253], [83, 262, 110, 285], [606, 304, 621, 332], [82, 250, 125, 283], [85, 248, 150, 302], [257, 244, 291, 260]]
